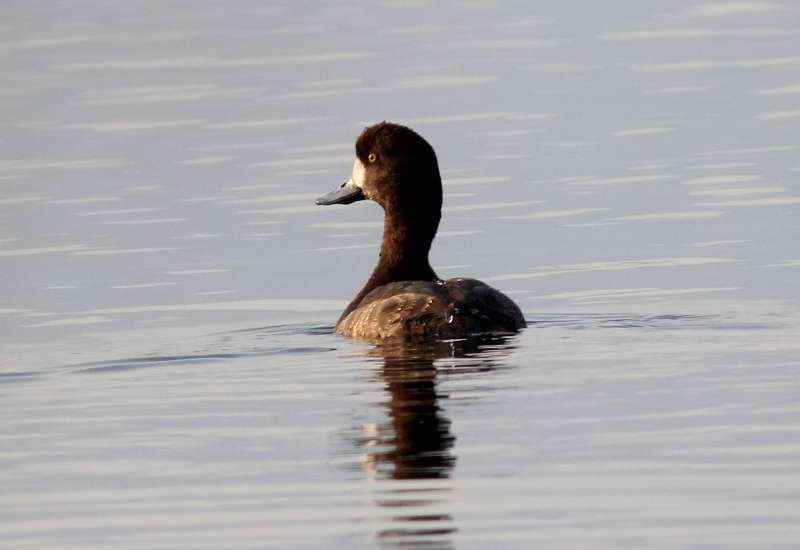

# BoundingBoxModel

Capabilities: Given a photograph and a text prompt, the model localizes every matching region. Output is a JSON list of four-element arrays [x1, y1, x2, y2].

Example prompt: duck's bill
[[315, 178, 365, 205]]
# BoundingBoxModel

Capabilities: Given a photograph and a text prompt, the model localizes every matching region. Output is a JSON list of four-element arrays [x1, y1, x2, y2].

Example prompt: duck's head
[[316, 122, 442, 217]]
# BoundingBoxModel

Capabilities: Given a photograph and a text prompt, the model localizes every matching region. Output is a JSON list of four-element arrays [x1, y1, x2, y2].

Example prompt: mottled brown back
[[335, 278, 526, 340]]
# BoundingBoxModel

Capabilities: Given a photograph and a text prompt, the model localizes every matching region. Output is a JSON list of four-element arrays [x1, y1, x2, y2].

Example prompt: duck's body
[[316, 122, 526, 340], [337, 278, 525, 339]]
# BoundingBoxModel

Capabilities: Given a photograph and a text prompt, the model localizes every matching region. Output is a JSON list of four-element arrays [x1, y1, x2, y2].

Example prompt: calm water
[[2, 1, 800, 548]]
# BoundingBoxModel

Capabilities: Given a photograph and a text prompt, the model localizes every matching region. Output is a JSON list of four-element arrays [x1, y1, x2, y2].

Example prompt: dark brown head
[[316, 122, 443, 232]]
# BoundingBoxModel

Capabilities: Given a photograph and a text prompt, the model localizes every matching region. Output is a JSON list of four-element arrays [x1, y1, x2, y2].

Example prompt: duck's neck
[[375, 207, 438, 280], [340, 203, 439, 322]]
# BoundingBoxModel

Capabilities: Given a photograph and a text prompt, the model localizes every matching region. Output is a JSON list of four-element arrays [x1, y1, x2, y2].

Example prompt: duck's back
[[335, 278, 526, 340]]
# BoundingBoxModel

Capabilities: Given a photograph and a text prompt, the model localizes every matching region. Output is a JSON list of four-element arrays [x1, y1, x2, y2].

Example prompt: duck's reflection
[[356, 336, 516, 548], [364, 344, 455, 480]]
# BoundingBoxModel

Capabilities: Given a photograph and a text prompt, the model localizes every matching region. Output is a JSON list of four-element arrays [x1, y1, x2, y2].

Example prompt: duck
[[316, 121, 526, 340]]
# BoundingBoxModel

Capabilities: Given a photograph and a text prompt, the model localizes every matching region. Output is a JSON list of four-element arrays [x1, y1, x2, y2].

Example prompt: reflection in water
[[356, 337, 517, 548]]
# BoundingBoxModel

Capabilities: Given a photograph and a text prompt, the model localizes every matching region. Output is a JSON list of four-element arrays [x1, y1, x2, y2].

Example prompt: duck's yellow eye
[[368, 153, 377, 163]]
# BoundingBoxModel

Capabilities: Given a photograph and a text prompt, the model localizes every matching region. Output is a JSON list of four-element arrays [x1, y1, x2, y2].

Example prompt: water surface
[[2, 1, 800, 548]]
